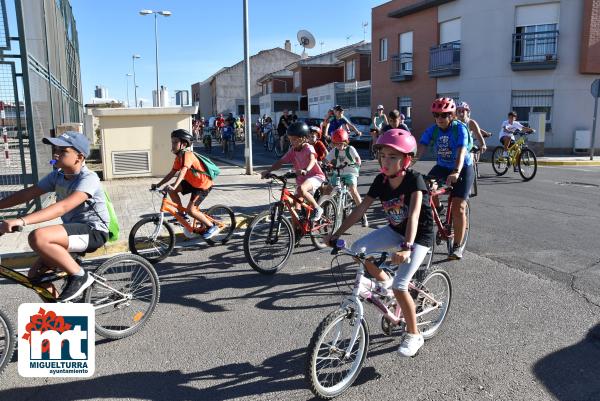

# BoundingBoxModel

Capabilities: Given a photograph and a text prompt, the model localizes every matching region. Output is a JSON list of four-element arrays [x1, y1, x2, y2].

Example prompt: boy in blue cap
[[0, 132, 109, 301]]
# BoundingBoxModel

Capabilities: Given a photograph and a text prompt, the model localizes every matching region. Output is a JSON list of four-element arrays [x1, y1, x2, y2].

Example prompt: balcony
[[428, 41, 460, 78], [511, 30, 559, 71], [390, 53, 413, 82]]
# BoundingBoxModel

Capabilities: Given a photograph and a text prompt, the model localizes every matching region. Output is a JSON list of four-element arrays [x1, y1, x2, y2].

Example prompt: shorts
[[63, 223, 108, 253], [181, 181, 212, 205], [330, 172, 357, 187], [299, 176, 326, 193], [428, 164, 474, 200]]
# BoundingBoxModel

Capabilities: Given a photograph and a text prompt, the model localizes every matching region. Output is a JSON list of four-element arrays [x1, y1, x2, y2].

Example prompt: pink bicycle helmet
[[375, 128, 416, 155], [431, 97, 456, 113], [456, 101, 470, 111], [332, 128, 349, 143]]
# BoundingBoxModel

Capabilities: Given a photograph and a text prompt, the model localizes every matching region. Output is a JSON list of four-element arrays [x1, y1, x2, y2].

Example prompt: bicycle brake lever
[[375, 252, 387, 267]]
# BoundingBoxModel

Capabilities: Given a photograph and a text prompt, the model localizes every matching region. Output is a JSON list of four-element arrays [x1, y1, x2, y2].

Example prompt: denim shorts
[[428, 164, 474, 200]]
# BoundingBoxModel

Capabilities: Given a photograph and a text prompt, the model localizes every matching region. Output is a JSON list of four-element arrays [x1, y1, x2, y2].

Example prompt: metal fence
[[512, 30, 559, 64], [335, 81, 371, 109], [0, 0, 83, 217]]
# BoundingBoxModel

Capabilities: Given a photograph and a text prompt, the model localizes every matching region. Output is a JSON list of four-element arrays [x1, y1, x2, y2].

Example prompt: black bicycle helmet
[[171, 129, 193, 146], [286, 121, 309, 137]]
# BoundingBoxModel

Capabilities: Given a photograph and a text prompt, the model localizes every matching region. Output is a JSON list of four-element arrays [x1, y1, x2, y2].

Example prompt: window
[[436, 92, 460, 103], [514, 23, 558, 62], [293, 71, 300, 89], [379, 38, 388, 61], [397, 96, 412, 128], [346, 60, 356, 81], [439, 18, 461, 44], [511, 90, 553, 131], [399, 32, 413, 73]]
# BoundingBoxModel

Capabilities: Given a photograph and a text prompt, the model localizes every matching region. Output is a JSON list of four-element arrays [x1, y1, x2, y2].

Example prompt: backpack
[[103, 190, 120, 242], [334, 146, 360, 173], [188, 150, 221, 180], [431, 120, 473, 153]]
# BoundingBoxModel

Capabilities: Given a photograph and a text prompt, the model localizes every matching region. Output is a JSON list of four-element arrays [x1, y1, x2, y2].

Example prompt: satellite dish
[[297, 30, 316, 58]]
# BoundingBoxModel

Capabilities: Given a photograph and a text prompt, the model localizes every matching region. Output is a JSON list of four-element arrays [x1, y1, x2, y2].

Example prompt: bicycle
[[324, 163, 358, 231], [491, 129, 538, 181], [243, 172, 338, 274], [128, 188, 236, 263], [470, 145, 481, 197], [202, 128, 213, 153], [425, 176, 470, 257], [0, 226, 160, 376], [305, 240, 451, 399], [274, 134, 290, 157]]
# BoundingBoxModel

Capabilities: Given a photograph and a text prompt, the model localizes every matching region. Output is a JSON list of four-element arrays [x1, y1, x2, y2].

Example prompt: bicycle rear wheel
[[243, 210, 295, 274], [128, 216, 175, 264], [414, 269, 452, 339], [0, 309, 16, 377], [310, 196, 338, 249], [518, 149, 537, 181], [305, 307, 369, 400], [204, 204, 236, 246], [445, 199, 470, 255], [85, 254, 160, 340], [491, 146, 508, 176]]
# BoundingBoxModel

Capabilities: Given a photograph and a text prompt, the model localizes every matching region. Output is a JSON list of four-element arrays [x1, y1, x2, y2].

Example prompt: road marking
[[540, 165, 600, 172]]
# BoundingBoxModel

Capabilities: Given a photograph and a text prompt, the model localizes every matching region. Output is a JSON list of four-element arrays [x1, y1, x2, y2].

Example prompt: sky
[[71, 0, 384, 106]]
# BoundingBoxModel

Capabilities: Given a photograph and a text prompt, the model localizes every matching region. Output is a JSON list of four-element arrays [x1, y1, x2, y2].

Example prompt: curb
[[2, 213, 256, 268], [537, 160, 600, 166]]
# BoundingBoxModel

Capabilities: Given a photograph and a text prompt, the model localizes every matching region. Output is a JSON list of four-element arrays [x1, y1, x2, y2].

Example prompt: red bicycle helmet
[[332, 128, 349, 143], [431, 97, 456, 113]]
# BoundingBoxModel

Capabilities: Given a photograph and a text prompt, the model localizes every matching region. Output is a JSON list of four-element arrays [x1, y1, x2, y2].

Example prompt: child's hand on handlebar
[[0, 219, 23, 235], [260, 170, 271, 179], [392, 250, 411, 265]]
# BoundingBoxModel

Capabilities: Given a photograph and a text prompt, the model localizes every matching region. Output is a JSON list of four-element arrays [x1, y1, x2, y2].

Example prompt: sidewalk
[[0, 163, 269, 267]]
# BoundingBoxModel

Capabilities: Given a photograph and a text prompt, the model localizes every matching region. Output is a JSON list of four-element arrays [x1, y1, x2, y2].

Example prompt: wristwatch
[[400, 241, 414, 251]]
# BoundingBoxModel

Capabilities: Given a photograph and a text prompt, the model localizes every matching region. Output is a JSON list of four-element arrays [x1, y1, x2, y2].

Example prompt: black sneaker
[[58, 271, 94, 302]]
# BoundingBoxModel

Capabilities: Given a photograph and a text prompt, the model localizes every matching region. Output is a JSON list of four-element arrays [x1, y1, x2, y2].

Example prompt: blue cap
[[42, 132, 90, 158]]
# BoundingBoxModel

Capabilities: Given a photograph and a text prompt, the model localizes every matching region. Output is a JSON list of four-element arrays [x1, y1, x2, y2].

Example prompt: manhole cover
[[556, 181, 600, 188]]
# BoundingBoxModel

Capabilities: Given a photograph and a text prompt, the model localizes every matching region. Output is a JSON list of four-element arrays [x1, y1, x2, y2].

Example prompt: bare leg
[[452, 197, 467, 246], [298, 181, 319, 209], [393, 289, 418, 334], [186, 196, 213, 228], [28, 226, 82, 275], [27, 257, 59, 298]]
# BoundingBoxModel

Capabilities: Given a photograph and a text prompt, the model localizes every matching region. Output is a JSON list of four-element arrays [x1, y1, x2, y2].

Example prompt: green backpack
[[103, 190, 120, 242], [188, 150, 221, 180], [431, 120, 473, 153], [333, 146, 360, 173]]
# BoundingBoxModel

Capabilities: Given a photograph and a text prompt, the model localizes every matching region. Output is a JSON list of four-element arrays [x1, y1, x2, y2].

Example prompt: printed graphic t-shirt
[[419, 123, 473, 169], [172, 151, 213, 190], [366, 171, 434, 247]]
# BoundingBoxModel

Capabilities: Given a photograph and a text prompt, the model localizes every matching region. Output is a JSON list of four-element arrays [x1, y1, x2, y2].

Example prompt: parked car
[[297, 117, 324, 129], [348, 116, 372, 144]]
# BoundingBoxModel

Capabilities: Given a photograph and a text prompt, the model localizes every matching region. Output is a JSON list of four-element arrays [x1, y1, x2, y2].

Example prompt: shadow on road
[[533, 323, 600, 401]]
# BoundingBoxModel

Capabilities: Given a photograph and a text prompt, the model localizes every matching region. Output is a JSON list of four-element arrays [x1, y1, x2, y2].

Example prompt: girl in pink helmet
[[325, 128, 434, 357]]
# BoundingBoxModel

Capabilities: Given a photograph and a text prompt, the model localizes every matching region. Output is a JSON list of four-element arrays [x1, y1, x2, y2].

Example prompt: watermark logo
[[18, 303, 95, 377]]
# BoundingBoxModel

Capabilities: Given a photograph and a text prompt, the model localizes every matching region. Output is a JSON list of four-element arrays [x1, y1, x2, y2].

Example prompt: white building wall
[[436, 0, 600, 151]]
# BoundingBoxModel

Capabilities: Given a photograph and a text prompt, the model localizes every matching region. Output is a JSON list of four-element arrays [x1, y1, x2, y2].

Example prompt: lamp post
[[132, 54, 141, 107], [139, 9, 171, 107], [125, 73, 132, 107]]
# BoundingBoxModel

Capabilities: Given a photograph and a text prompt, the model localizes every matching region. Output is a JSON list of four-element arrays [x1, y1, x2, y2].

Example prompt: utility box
[[527, 112, 546, 156], [573, 130, 591, 154]]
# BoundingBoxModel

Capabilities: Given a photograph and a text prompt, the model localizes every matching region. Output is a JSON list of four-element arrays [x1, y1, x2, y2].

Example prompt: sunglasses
[[432, 112, 451, 119]]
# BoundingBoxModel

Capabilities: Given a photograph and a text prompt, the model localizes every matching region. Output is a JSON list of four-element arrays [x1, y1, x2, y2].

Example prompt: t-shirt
[[381, 123, 410, 133], [222, 125, 234, 140], [280, 144, 326, 185], [37, 166, 109, 233], [277, 115, 290, 135], [327, 116, 351, 134], [371, 115, 386, 130], [312, 140, 327, 161], [498, 120, 525, 140], [215, 117, 225, 128], [419, 122, 473, 169], [366, 171, 434, 247], [325, 145, 361, 176], [172, 151, 213, 190]]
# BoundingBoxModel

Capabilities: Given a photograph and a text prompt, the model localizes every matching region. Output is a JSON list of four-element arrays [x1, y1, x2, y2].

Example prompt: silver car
[[348, 116, 372, 144]]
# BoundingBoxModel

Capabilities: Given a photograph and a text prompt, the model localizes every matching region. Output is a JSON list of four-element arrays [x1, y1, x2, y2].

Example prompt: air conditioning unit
[[112, 150, 151, 175], [573, 130, 591, 154]]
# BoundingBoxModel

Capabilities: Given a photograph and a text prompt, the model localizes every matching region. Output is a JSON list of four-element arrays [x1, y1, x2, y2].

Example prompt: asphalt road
[[0, 144, 599, 401]]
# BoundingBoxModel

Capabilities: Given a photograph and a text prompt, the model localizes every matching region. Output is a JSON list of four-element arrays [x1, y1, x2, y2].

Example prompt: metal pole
[[154, 13, 160, 107], [125, 74, 130, 107], [132, 56, 138, 107], [591, 96, 598, 160], [243, 0, 253, 174]]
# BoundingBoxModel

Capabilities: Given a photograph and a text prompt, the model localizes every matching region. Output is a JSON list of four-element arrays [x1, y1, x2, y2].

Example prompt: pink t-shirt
[[281, 144, 326, 185]]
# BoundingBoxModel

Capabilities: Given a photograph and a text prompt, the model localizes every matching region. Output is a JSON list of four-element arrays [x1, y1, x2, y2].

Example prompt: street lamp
[[125, 73, 132, 107], [139, 9, 171, 107], [132, 54, 141, 108]]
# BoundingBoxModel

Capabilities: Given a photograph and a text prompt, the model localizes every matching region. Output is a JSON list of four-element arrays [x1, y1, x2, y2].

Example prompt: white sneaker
[[398, 333, 424, 357], [312, 206, 324, 221]]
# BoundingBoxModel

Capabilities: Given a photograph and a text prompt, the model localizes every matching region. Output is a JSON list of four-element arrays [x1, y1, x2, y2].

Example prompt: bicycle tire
[[0, 309, 16, 377], [128, 216, 175, 264], [274, 141, 284, 157], [305, 307, 369, 400], [243, 210, 295, 274], [267, 133, 275, 152], [445, 199, 470, 255], [471, 162, 479, 197], [204, 204, 236, 246], [413, 269, 452, 339], [85, 254, 160, 340], [491, 146, 508, 176], [518, 148, 537, 181], [310, 196, 338, 249]]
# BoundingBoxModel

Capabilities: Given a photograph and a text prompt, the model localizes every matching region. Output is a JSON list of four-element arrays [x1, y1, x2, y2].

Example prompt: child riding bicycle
[[325, 128, 434, 357], [308, 126, 328, 162], [152, 129, 219, 240], [324, 127, 367, 227], [262, 122, 326, 221], [0, 132, 109, 302]]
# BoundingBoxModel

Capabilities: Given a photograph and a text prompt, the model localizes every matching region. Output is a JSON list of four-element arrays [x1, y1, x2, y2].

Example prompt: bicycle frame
[[505, 132, 530, 165], [273, 182, 314, 236], [428, 182, 454, 242]]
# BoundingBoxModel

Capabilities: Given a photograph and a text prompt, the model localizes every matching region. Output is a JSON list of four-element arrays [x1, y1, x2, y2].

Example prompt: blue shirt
[[327, 116, 350, 134], [419, 122, 472, 169], [222, 126, 234, 140]]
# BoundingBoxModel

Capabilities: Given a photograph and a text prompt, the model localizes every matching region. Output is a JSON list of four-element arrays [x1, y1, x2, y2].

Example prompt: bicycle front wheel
[[128, 216, 175, 263], [518, 148, 537, 181], [85, 254, 160, 340], [310, 195, 338, 249], [491, 146, 508, 176], [243, 210, 295, 274], [204, 204, 236, 246], [305, 307, 369, 400], [414, 269, 452, 340], [0, 309, 16, 377]]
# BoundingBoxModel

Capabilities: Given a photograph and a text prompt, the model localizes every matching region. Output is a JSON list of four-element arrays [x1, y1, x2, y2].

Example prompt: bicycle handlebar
[[263, 171, 297, 182], [0, 223, 24, 236], [330, 239, 411, 265]]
